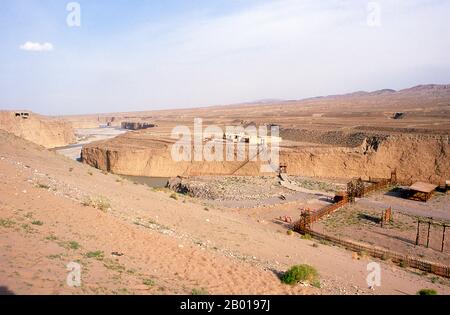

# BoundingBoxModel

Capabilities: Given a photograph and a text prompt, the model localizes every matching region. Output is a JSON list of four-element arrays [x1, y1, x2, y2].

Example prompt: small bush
[[143, 279, 155, 286], [85, 250, 104, 259], [287, 230, 293, 236], [88, 171, 93, 176], [312, 243, 319, 248], [281, 264, 319, 285], [0, 219, 15, 228], [45, 235, 58, 241], [191, 288, 209, 295], [170, 193, 178, 200], [31, 220, 44, 226], [301, 233, 312, 240], [36, 183, 50, 189], [82, 196, 111, 212], [68, 241, 81, 250], [417, 289, 438, 295]]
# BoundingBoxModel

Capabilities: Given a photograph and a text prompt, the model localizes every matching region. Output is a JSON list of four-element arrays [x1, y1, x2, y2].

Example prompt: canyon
[[0, 111, 75, 148]]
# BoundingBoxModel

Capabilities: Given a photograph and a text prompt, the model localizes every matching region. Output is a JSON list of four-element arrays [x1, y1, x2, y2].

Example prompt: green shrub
[[301, 233, 312, 240], [68, 241, 81, 250], [85, 250, 104, 259], [281, 264, 319, 285], [0, 219, 15, 228], [31, 220, 44, 226], [417, 289, 438, 295], [191, 288, 209, 295], [170, 193, 178, 200], [143, 279, 155, 286]]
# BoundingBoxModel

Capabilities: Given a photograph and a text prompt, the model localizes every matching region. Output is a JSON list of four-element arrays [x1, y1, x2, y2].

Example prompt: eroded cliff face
[[0, 111, 75, 148], [81, 133, 449, 184], [281, 135, 449, 184]]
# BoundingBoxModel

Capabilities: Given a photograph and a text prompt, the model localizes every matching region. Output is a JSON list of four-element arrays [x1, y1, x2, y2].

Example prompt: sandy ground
[[315, 203, 450, 265], [359, 190, 450, 221], [1, 130, 449, 295]]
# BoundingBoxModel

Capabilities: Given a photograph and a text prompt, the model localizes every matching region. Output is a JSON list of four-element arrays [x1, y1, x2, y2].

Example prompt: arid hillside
[[1, 129, 448, 295], [64, 84, 450, 133], [0, 111, 75, 148]]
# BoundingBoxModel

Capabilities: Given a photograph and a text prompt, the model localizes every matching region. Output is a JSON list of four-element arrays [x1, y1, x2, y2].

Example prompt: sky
[[0, 0, 450, 115]]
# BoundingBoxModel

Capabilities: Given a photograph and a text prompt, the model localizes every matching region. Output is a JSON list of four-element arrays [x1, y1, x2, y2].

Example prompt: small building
[[223, 131, 282, 146], [224, 132, 245, 143], [121, 122, 156, 130], [408, 182, 438, 202], [15, 112, 30, 119]]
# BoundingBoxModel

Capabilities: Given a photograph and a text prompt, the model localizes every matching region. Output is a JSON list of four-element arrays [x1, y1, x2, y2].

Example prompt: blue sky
[[1, 0, 450, 115]]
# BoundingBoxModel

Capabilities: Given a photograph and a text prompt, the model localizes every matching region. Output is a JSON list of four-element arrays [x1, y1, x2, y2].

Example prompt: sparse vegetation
[[0, 219, 15, 228], [191, 288, 209, 295], [88, 171, 93, 176], [82, 196, 111, 212], [143, 279, 155, 286], [85, 250, 104, 260], [21, 223, 35, 233], [103, 259, 126, 273], [417, 289, 438, 295], [31, 220, 44, 226], [281, 264, 319, 286], [45, 235, 58, 241], [170, 193, 178, 200], [36, 183, 50, 189], [68, 241, 81, 250], [301, 233, 312, 240], [287, 230, 293, 236]]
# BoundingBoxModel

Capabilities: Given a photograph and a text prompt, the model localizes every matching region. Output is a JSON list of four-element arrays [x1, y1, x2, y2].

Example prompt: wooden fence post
[[442, 225, 447, 253], [415, 219, 420, 246]]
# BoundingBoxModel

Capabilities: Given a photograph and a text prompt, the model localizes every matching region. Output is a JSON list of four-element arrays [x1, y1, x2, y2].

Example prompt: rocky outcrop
[[0, 111, 75, 148], [81, 132, 449, 184]]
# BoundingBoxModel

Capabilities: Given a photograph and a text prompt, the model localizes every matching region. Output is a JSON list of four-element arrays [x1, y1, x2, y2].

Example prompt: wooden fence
[[295, 228, 450, 278]]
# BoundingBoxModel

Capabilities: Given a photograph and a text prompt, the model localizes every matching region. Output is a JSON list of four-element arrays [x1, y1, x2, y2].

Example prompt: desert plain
[[0, 84, 449, 295]]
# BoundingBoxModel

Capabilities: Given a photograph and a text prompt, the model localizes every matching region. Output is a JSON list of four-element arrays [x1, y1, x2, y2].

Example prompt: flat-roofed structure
[[408, 182, 438, 202]]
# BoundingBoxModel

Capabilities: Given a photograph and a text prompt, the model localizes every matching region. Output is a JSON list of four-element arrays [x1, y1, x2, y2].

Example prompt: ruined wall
[[81, 134, 450, 184], [0, 111, 75, 148]]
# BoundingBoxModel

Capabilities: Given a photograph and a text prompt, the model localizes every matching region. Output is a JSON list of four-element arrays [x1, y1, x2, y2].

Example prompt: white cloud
[[19, 41, 54, 52]]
